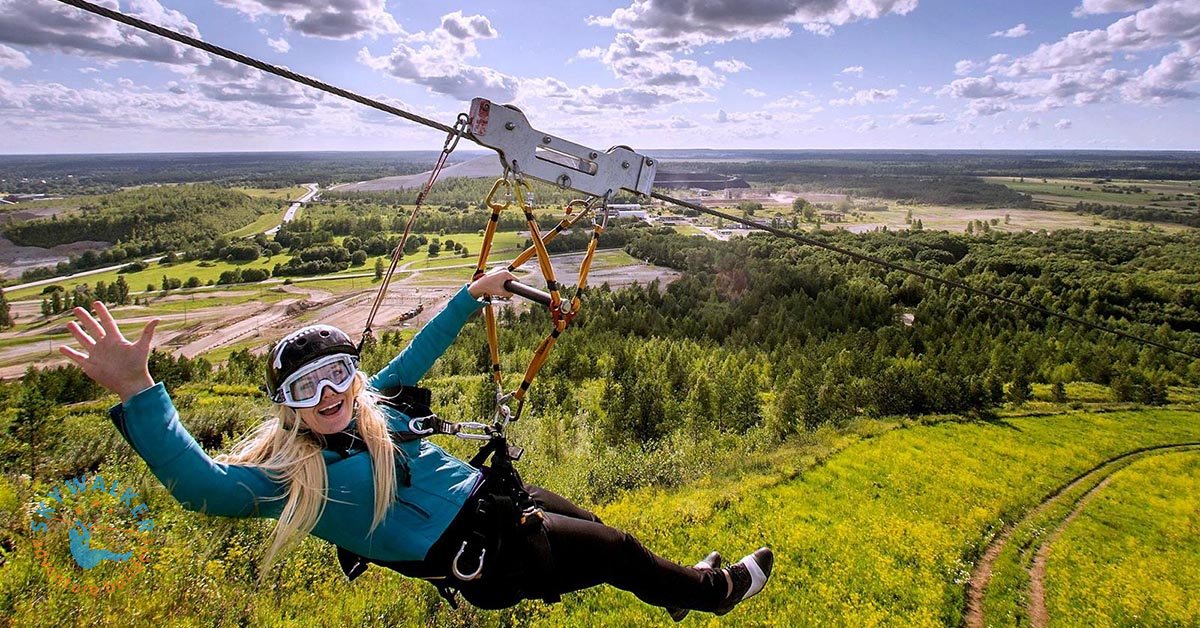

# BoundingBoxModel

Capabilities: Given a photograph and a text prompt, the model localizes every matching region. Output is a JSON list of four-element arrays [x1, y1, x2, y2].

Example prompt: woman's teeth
[[318, 400, 344, 416]]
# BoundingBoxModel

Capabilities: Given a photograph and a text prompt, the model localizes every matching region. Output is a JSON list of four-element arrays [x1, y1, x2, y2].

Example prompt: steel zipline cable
[[51, 0, 1200, 362]]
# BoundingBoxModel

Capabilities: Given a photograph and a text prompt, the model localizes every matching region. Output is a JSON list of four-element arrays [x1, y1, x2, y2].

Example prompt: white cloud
[[560, 84, 706, 113], [990, 23, 1030, 38], [215, 0, 400, 39], [0, 43, 30, 70], [1055, 118, 1073, 129], [767, 91, 817, 108], [944, 1, 1200, 113], [841, 65, 865, 75], [0, 0, 207, 66], [268, 37, 291, 53], [743, 88, 767, 97], [968, 100, 1009, 116], [1122, 49, 1200, 101], [358, 11, 520, 102], [588, 0, 919, 49], [0, 75, 309, 133], [578, 33, 722, 88], [1019, 117, 1041, 130], [900, 112, 947, 125], [954, 60, 977, 76], [440, 10, 497, 40], [1072, 0, 1148, 17], [830, 87, 897, 106], [946, 75, 1015, 98], [711, 108, 779, 124], [714, 58, 750, 73], [996, 2, 1200, 79]]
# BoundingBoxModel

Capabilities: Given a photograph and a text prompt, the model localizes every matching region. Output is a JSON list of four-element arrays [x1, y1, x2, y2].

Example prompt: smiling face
[[295, 384, 355, 435]]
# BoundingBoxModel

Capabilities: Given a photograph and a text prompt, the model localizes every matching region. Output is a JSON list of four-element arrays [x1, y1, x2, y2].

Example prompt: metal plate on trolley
[[469, 97, 657, 198]]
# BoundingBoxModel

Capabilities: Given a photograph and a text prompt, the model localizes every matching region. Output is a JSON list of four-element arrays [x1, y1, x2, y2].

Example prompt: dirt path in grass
[[1026, 475, 1114, 627], [964, 443, 1200, 628]]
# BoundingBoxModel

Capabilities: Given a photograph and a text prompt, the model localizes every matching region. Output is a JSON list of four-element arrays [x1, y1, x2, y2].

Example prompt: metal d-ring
[[452, 541, 485, 580], [407, 416, 436, 436]]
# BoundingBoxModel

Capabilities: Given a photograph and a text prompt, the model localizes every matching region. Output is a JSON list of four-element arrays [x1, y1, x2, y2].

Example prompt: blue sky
[[0, 0, 1197, 153]]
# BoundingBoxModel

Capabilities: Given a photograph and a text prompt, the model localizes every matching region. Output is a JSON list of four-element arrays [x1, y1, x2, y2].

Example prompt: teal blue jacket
[[109, 285, 486, 563]]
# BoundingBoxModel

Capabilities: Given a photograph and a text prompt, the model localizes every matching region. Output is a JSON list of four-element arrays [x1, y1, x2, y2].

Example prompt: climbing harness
[[333, 383, 554, 608]]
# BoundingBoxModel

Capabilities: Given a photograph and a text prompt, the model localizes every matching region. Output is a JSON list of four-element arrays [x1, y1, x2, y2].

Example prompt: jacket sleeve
[[109, 383, 287, 519], [369, 284, 484, 390]]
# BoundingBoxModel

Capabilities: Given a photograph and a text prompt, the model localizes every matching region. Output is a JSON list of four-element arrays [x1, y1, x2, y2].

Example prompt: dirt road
[[964, 442, 1200, 628]]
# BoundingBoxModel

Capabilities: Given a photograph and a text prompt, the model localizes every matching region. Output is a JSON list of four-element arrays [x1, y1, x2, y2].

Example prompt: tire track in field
[[1026, 446, 1200, 628], [965, 442, 1200, 628]]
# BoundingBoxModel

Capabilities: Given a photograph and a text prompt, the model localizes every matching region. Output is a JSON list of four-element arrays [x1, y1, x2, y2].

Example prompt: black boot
[[714, 547, 773, 616], [666, 551, 722, 622]]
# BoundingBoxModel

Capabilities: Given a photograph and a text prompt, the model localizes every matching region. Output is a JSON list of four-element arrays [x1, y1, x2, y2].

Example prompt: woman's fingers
[[134, 319, 159, 351], [66, 321, 97, 348], [73, 306, 106, 341], [93, 301, 123, 339], [59, 344, 89, 365]]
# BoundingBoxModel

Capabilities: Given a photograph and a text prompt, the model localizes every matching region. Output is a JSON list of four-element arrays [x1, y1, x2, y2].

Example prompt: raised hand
[[59, 301, 159, 403]]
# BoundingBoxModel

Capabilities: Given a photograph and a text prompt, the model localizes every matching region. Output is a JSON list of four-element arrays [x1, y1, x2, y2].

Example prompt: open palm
[[60, 301, 159, 402]]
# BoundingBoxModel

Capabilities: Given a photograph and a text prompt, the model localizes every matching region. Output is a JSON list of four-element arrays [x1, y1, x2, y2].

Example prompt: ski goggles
[[272, 353, 359, 408]]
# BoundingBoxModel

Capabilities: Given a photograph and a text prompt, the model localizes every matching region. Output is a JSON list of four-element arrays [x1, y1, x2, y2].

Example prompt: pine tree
[[115, 276, 131, 304], [0, 288, 11, 329], [12, 379, 57, 479]]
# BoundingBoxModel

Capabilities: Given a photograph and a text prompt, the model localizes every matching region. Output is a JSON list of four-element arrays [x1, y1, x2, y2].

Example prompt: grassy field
[[231, 186, 310, 203], [1045, 451, 1200, 627], [5, 400, 1200, 626], [4, 257, 287, 302], [223, 210, 289, 239], [986, 177, 1200, 210]]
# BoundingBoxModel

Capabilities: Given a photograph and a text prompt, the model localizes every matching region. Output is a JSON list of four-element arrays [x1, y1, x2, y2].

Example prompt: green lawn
[[231, 186, 310, 203], [1045, 451, 1200, 627], [6, 257, 289, 302], [223, 210, 288, 238], [986, 177, 1200, 209]]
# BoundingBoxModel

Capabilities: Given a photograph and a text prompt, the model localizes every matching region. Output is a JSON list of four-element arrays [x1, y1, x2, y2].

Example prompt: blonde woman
[[60, 269, 772, 619]]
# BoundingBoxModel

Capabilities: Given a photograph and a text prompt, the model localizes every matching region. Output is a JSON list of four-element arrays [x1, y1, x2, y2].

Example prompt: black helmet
[[265, 325, 358, 401]]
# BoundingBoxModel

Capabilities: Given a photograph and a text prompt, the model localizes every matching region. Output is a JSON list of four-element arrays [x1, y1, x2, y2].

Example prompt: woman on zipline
[[59, 268, 773, 619]]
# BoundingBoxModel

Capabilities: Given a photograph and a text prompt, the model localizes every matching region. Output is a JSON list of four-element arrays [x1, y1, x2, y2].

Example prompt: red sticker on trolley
[[470, 98, 491, 137]]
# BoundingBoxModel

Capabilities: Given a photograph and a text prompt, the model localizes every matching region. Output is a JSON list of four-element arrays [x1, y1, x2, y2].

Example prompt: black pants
[[425, 484, 728, 612]]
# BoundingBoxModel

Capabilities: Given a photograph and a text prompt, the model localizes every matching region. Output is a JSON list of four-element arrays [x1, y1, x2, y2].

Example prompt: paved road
[[265, 183, 318, 236]]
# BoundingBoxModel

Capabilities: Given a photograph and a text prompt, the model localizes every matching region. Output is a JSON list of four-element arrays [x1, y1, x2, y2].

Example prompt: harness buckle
[[451, 541, 486, 581]]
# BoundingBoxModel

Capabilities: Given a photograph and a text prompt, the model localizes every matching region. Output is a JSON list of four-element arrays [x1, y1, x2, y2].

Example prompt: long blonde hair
[[215, 372, 401, 579]]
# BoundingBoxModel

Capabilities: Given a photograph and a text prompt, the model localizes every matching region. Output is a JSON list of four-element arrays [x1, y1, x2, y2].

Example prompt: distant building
[[819, 211, 845, 223], [604, 204, 648, 221]]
